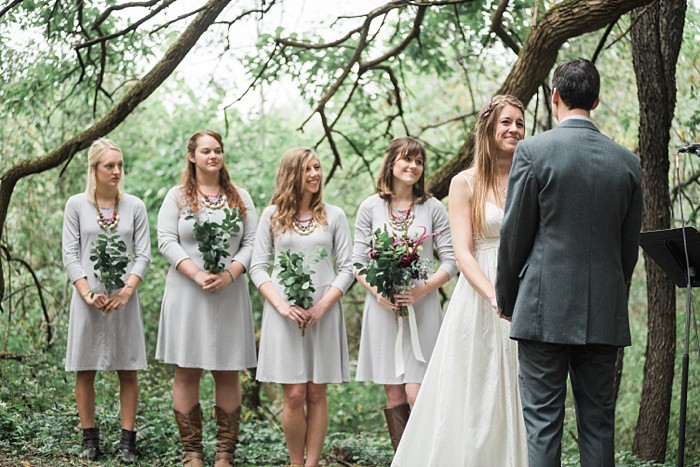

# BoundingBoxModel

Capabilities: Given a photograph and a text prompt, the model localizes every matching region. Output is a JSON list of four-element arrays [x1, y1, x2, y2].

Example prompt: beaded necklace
[[292, 214, 316, 236], [388, 202, 414, 232], [200, 189, 227, 210], [96, 198, 119, 231]]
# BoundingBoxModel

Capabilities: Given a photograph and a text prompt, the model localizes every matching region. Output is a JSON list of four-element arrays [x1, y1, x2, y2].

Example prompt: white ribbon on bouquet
[[394, 304, 425, 377]]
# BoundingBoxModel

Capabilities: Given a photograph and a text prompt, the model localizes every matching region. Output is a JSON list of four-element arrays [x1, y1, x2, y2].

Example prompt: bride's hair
[[471, 95, 525, 238]]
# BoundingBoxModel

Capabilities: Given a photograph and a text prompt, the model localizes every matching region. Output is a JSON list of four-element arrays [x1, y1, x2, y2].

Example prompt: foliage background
[[1, 1, 700, 465]]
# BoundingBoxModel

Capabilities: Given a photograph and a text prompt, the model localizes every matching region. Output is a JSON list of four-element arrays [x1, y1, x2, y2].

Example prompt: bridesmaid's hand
[[202, 271, 233, 293], [394, 284, 429, 307], [277, 303, 309, 327], [305, 304, 326, 328], [84, 292, 108, 310], [194, 270, 218, 292], [103, 288, 132, 312], [375, 293, 397, 312]]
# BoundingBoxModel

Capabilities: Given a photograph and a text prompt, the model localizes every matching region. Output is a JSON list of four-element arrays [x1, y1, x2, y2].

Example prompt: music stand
[[640, 226, 700, 467]]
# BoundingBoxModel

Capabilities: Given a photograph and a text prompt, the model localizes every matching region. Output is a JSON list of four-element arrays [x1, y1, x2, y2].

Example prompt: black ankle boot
[[119, 428, 137, 464], [81, 427, 100, 460]]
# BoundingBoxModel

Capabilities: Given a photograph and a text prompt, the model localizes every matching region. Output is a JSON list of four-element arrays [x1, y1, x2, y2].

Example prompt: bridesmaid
[[353, 136, 457, 451], [156, 130, 258, 467], [250, 148, 354, 467], [62, 138, 150, 463]]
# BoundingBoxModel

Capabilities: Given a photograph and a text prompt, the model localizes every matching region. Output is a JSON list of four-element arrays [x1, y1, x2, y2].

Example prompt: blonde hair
[[84, 138, 124, 207], [376, 136, 430, 204], [471, 94, 525, 238], [179, 130, 247, 217], [269, 148, 327, 236]]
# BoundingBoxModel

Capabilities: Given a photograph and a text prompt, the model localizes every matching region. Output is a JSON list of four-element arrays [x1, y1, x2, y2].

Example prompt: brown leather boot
[[384, 402, 411, 451], [214, 405, 241, 466], [174, 404, 204, 466]]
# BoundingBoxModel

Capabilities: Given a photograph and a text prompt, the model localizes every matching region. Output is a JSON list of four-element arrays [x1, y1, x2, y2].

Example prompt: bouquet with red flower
[[355, 225, 434, 321]]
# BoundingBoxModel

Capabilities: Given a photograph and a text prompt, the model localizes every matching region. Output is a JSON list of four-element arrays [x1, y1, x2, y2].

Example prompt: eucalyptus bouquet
[[277, 246, 328, 335], [90, 232, 130, 295], [187, 207, 241, 273], [355, 226, 434, 321]]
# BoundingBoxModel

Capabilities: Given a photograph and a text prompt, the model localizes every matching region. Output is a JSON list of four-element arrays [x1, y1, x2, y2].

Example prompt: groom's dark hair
[[552, 58, 600, 111]]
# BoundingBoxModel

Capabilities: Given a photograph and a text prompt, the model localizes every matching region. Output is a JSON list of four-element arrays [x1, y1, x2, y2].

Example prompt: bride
[[391, 95, 528, 466]]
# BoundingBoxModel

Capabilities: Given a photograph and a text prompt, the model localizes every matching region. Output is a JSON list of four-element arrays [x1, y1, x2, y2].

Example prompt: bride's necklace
[[388, 202, 414, 232], [292, 213, 316, 236], [96, 197, 119, 231], [199, 189, 227, 210]]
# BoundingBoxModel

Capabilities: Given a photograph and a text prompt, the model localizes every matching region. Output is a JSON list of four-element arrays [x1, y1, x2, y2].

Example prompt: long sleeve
[[620, 171, 643, 285], [430, 198, 458, 278], [62, 196, 87, 283], [329, 206, 355, 294], [129, 197, 151, 279], [157, 187, 189, 268], [231, 189, 258, 270], [249, 206, 275, 288], [352, 197, 375, 269]]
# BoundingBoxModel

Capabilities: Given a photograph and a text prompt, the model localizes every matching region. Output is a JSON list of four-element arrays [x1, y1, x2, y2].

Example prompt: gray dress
[[354, 194, 457, 384], [250, 204, 354, 384], [155, 186, 258, 370], [62, 193, 151, 371]]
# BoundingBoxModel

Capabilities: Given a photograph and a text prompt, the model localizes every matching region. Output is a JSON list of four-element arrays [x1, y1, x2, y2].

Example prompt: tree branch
[[491, 0, 521, 55], [0, 0, 23, 19]]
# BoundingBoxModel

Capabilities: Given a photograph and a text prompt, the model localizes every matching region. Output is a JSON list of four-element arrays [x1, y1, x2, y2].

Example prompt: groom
[[495, 58, 643, 467]]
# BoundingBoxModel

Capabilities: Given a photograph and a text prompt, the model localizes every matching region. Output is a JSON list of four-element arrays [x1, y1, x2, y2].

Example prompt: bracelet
[[225, 269, 235, 283], [83, 290, 93, 298]]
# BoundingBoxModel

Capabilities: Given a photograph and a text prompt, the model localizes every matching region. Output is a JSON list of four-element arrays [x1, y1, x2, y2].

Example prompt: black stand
[[640, 226, 700, 467]]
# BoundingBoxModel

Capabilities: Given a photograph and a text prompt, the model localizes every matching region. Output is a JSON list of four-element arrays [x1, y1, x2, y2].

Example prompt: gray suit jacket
[[495, 118, 642, 346]]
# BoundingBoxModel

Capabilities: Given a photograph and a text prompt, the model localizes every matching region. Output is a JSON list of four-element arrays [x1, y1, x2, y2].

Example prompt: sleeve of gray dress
[[232, 189, 258, 270], [157, 187, 189, 268], [249, 206, 274, 288], [130, 197, 152, 279], [430, 198, 458, 278], [329, 206, 355, 294], [62, 196, 86, 283], [352, 197, 374, 269]]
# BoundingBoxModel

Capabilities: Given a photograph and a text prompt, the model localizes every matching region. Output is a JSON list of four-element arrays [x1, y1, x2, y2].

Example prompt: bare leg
[[211, 370, 241, 412], [384, 384, 407, 409], [304, 383, 328, 467], [405, 383, 421, 408], [76, 371, 97, 428], [117, 370, 138, 430], [282, 383, 308, 465], [173, 366, 204, 413]]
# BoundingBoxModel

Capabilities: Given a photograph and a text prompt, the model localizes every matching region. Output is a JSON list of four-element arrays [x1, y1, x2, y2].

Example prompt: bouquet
[[277, 246, 328, 335], [90, 232, 130, 295], [354, 225, 434, 321], [187, 207, 241, 274]]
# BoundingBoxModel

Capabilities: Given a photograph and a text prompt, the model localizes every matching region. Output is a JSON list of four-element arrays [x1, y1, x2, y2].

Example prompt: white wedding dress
[[391, 201, 528, 467]]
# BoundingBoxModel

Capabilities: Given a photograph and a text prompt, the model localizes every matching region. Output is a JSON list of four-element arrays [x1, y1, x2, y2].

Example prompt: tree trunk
[[0, 0, 232, 300], [630, 0, 687, 462], [429, 0, 658, 199]]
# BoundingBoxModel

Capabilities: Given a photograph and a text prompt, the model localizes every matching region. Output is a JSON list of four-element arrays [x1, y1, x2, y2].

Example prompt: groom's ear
[[590, 97, 600, 111]]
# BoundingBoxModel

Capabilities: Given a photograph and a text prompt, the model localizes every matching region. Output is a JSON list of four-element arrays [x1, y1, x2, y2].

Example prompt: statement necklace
[[388, 203, 414, 232], [200, 189, 227, 210], [292, 214, 316, 236], [96, 204, 119, 231]]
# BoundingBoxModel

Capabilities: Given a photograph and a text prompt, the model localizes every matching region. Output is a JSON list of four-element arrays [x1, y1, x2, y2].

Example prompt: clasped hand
[[277, 303, 325, 330], [84, 288, 131, 313], [195, 270, 232, 293]]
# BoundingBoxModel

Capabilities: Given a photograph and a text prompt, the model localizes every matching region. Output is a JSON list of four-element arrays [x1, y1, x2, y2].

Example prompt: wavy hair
[[471, 94, 525, 238], [179, 130, 247, 217], [376, 136, 430, 204], [269, 148, 327, 236], [84, 138, 124, 207]]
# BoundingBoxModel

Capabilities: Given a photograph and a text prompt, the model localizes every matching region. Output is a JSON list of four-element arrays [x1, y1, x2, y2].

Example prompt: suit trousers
[[517, 339, 619, 467]]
